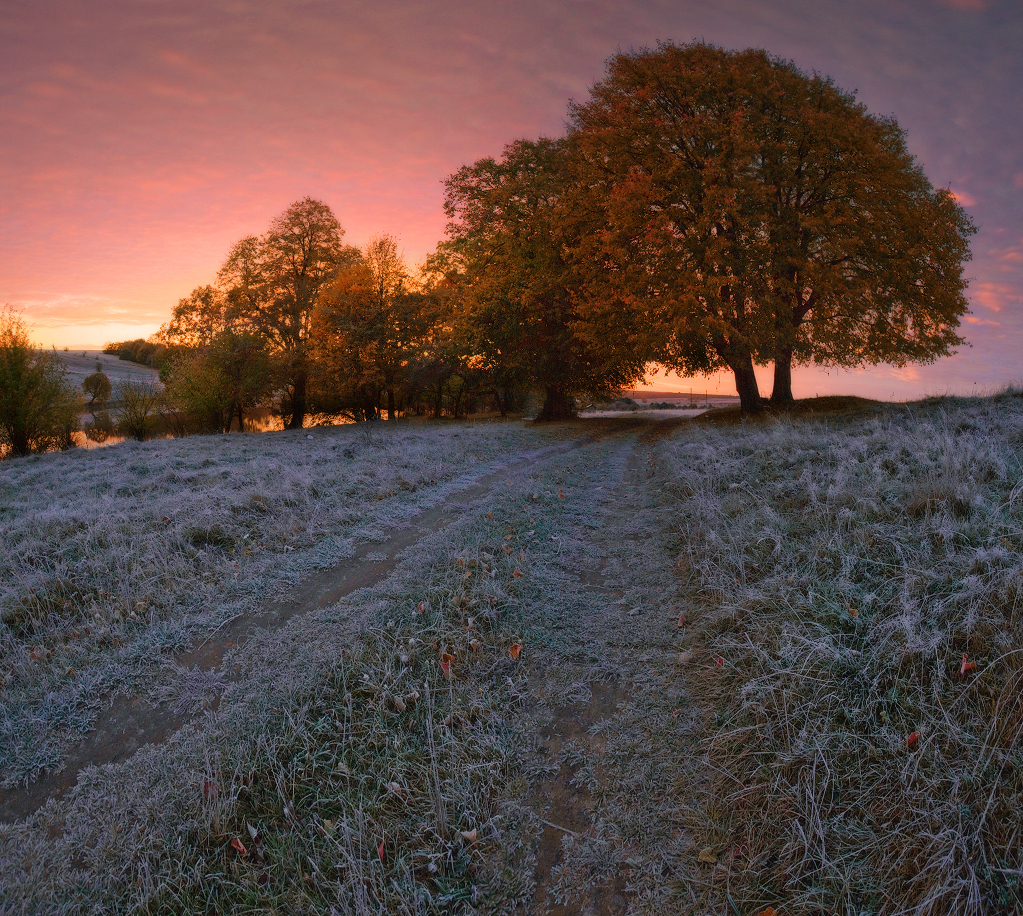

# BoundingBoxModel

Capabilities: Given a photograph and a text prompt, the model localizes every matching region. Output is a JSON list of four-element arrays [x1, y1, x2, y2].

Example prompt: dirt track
[[0, 423, 657, 823]]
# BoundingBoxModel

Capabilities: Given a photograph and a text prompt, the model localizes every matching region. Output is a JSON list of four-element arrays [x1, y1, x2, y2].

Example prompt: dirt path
[[0, 434, 614, 823], [513, 423, 691, 914]]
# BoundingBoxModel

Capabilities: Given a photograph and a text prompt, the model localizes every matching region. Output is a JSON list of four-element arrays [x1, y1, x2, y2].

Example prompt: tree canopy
[[311, 235, 437, 421], [442, 137, 646, 420], [159, 198, 361, 428], [569, 41, 976, 411], [126, 47, 978, 426]]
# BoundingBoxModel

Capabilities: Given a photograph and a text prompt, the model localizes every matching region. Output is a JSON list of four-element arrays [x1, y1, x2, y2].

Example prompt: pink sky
[[2, 0, 1020, 400]]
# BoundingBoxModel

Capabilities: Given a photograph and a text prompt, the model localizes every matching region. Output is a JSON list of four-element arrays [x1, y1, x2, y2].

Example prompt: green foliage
[[0, 306, 80, 458], [82, 370, 112, 407], [164, 331, 274, 433]]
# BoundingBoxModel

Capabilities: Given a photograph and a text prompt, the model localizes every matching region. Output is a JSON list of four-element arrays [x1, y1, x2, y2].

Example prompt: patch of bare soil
[[530, 681, 630, 916]]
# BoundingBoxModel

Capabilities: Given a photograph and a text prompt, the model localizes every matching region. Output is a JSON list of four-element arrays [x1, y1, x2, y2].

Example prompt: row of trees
[[152, 200, 509, 431], [160, 40, 973, 424], [7, 39, 971, 453], [439, 42, 974, 414]]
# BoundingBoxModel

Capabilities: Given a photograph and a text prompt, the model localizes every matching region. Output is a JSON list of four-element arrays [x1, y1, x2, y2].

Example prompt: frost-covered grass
[[0, 419, 628, 915], [0, 420, 573, 787], [525, 392, 1023, 915], [4, 394, 1023, 915]]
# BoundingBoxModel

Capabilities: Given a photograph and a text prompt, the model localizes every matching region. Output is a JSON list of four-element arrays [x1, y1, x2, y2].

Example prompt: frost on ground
[[2, 394, 1022, 915], [0, 420, 573, 788], [518, 392, 1023, 916]]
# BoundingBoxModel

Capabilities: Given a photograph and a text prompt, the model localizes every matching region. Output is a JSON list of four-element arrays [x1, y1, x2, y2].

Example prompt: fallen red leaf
[[203, 779, 217, 801], [512, 567, 523, 578], [907, 731, 920, 748], [509, 643, 522, 660], [961, 653, 976, 676], [715, 656, 724, 667], [230, 837, 248, 857], [440, 654, 455, 679], [378, 839, 385, 861]]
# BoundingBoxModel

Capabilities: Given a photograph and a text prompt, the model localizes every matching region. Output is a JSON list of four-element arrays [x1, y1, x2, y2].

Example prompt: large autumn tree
[[569, 42, 975, 411], [443, 137, 646, 420]]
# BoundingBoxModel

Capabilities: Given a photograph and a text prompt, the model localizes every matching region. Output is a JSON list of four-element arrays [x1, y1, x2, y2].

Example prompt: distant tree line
[[103, 338, 169, 370], [3, 41, 975, 457]]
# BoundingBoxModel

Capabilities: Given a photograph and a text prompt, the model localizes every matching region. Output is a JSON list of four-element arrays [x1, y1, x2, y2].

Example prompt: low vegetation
[[2, 392, 1021, 915]]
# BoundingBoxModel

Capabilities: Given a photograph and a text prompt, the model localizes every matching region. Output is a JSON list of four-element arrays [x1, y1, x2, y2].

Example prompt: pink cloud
[[965, 315, 1000, 326], [950, 188, 978, 207], [994, 245, 1023, 268], [970, 281, 1023, 313]]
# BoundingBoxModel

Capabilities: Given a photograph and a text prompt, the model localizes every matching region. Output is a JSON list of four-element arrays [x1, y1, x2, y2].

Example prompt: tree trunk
[[452, 380, 464, 418], [386, 387, 396, 421], [237, 402, 246, 433], [433, 380, 444, 419], [493, 389, 507, 417], [770, 346, 795, 404], [11, 423, 30, 457], [731, 359, 764, 414], [287, 369, 307, 430], [535, 385, 576, 422]]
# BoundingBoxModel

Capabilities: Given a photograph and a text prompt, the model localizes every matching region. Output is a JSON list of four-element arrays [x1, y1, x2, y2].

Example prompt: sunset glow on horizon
[[2, 0, 1020, 400]]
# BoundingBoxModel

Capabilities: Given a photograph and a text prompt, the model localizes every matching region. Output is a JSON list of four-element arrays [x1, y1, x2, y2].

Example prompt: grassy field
[[1, 394, 1022, 915], [54, 349, 160, 391]]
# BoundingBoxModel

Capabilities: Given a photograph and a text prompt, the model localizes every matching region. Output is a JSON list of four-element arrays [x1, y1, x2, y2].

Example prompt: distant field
[[2, 395, 1022, 914], [54, 348, 160, 391]]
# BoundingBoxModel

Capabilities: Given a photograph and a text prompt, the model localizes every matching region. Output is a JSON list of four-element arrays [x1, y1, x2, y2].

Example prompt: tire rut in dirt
[[0, 432, 611, 824]]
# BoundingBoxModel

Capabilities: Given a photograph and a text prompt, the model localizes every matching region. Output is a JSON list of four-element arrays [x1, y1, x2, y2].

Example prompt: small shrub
[[117, 378, 161, 441], [82, 370, 112, 407], [0, 306, 81, 458]]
